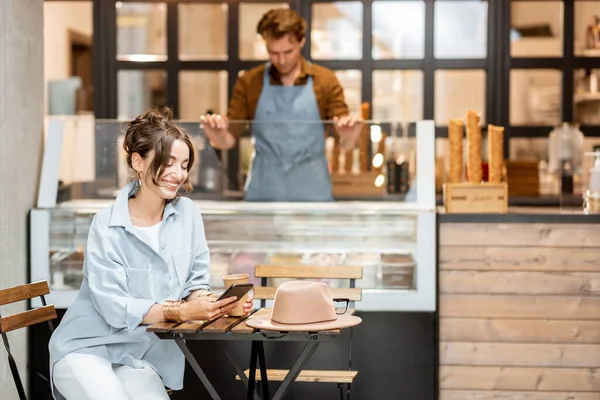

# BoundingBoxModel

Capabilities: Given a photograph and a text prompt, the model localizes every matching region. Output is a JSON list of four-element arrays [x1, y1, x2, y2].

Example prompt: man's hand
[[200, 114, 235, 150], [333, 115, 363, 150]]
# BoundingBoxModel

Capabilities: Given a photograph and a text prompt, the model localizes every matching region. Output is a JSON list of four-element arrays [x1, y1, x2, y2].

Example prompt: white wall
[[43, 1, 93, 113], [0, 0, 44, 399]]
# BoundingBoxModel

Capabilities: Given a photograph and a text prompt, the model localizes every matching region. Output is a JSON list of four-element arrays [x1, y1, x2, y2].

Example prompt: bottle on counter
[[384, 123, 411, 195], [386, 156, 410, 195], [583, 150, 600, 214], [560, 158, 574, 195], [548, 122, 585, 195]]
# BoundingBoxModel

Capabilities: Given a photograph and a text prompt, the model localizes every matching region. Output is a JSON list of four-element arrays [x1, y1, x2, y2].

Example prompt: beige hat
[[245, 281, 362, 332]]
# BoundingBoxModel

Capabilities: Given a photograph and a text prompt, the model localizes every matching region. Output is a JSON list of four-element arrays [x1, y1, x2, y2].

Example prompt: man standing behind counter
[[201, 8, 362, 202]]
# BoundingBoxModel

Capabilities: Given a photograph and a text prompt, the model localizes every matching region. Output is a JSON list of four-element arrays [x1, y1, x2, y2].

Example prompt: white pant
[[53, 353, 170, 400]]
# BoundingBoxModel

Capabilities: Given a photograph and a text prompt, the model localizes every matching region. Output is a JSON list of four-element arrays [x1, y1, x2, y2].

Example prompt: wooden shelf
[[574, 92, 600, 103]]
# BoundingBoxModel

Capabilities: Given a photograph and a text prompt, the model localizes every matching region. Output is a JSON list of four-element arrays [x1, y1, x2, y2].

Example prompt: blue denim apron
[[244, 63, 333, 202]]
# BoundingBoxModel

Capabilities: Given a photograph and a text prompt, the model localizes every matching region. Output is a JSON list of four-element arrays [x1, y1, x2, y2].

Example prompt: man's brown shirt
[[226, 58, 349, 136]]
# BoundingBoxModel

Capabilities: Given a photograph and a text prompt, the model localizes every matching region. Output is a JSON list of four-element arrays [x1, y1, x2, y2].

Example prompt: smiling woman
[[47, 106, 254, 400], [123, 107, 196, 210]]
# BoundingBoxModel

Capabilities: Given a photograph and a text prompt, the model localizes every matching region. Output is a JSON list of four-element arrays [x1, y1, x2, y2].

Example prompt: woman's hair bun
[[128, 106, 173, 129]]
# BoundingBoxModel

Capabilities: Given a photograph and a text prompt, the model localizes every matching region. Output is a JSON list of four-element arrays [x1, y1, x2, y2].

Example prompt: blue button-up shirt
[[49, 182, 210, 399]]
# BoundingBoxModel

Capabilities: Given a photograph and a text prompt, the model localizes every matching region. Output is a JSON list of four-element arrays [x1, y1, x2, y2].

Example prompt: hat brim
[[245, 314, 362, 332]]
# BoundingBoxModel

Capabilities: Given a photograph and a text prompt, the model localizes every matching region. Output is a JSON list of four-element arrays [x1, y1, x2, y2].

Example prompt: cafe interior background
[[43, 0, 600, 198], [1, 0, 599, 399]]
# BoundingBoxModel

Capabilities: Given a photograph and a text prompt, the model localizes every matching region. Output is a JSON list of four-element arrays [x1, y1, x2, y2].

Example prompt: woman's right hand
[[181, 295, 238, 321], [200, 114, 229, 148]]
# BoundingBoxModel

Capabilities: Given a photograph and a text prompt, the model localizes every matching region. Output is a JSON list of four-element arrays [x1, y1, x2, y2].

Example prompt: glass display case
[[31, 117, 435, 312], [41, 117, 431, 202], [31, 203, 435, 311]]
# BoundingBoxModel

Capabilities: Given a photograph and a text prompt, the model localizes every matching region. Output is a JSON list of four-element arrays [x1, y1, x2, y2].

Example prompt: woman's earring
[[136, 170, 143, 185]]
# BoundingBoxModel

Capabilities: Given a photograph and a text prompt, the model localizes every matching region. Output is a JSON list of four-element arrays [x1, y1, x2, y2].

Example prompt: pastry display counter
[[31, 201, 436, 312], [43, 116, 431, 202], [33, 117, 436, 311]]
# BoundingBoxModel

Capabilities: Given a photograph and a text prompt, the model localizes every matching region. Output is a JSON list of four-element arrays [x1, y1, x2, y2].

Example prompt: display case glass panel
[[32, 204, 435, 311], [40, 209, 417, 292], [33, 117, 436, 311], [44, 118, 435, 203]]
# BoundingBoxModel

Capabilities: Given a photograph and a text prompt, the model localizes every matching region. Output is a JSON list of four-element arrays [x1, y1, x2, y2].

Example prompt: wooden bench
[[1, 281, 57, 400], [236, 264, 362, 400]]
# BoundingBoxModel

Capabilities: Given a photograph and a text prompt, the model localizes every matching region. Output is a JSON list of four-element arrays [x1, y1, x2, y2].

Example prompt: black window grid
[[92, 0, 600, 169]]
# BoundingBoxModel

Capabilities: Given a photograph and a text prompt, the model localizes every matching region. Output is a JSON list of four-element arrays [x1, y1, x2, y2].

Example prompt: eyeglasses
[[333, 298, 350, 315]]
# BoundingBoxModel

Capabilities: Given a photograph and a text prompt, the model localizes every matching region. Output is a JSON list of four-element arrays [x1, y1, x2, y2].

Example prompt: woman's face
[[138, 139, 190, 200]]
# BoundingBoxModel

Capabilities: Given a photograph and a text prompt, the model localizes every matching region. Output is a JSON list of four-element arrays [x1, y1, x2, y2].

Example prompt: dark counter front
[[435, 194, 592, 209], [29, 310, 437, 400], [438, 206, 600, 223]]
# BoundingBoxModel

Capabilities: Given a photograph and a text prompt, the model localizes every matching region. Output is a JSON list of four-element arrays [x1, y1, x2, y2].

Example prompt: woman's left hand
[[243, 293, 254, 315], [207, 292, 254, 316]]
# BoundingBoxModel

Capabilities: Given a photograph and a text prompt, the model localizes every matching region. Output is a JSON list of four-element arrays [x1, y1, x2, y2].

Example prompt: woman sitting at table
[[48, 107, 254, 400]]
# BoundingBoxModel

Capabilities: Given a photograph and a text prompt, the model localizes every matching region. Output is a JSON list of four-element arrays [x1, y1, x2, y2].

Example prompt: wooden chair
[[1, 281, 57, 400], [238, 264, 362, 400]]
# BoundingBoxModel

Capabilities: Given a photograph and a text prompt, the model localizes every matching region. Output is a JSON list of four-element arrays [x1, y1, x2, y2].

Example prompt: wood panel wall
[[439, 223, 600, 400]]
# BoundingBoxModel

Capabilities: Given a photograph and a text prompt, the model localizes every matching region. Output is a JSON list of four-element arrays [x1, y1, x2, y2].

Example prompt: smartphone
[[216, 283, 253, 301]]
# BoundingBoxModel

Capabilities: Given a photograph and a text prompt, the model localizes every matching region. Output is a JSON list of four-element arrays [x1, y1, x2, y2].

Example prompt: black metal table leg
[[256, 341, 270, 400], [272, 341, 321, 400], [175, 339, 221, 400], [247, 341, 259, 400], [220, 343, 262, 400]]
